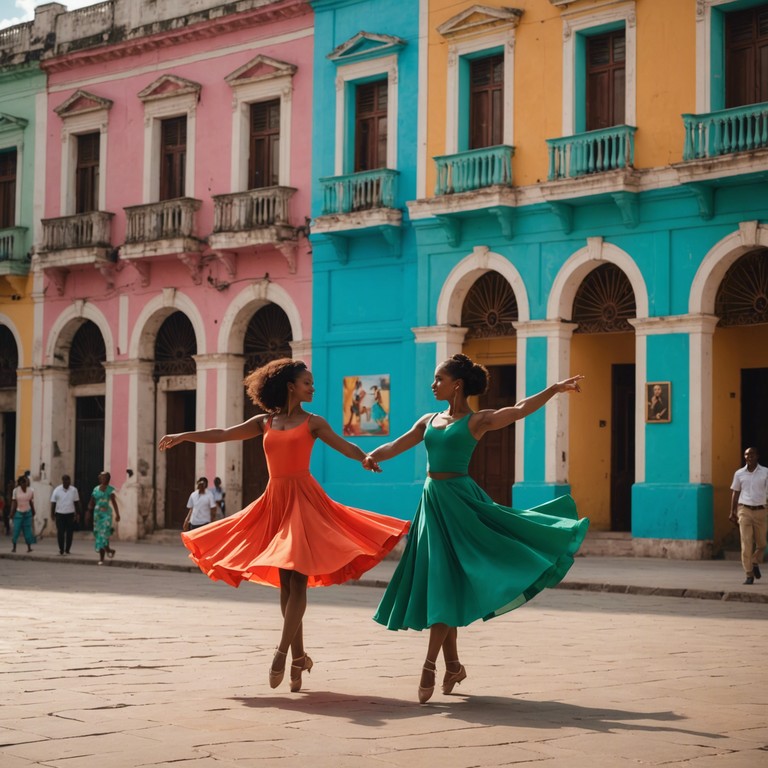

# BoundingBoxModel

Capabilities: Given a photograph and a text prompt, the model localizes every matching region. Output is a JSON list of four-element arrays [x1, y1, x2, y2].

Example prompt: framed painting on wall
[[342, 374, 390, 436], [646, 381, 671, 423]]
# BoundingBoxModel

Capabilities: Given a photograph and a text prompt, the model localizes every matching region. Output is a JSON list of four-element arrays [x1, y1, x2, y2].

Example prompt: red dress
[[181, 415, 409, 588]]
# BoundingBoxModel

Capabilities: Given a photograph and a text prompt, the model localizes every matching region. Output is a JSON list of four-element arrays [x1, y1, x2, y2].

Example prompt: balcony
[[313, 169, 401, 262], [208, 186, 299, 274], [0, 226, 29, 269], [122, 197, 204, 283], [547, 126, 636, 180], [434, 145, 514, 195], [34, 212, 115, 293], [683, 103, 768, 161]]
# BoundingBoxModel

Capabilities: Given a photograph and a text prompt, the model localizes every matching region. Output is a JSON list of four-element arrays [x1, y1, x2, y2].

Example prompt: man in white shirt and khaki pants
[[729, 447, 768, 585]]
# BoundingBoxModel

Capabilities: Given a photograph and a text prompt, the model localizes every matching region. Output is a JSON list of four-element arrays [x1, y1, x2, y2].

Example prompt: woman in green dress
[[363, 354, 589, 703], [88, 471, 120, 564]]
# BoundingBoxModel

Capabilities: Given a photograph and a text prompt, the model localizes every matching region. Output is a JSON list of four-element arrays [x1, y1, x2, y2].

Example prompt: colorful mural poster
[[342, 374, 390, 436]]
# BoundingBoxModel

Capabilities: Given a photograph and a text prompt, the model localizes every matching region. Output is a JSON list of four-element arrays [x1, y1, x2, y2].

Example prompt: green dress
[[91, 484, 115, 551], [373, 414, 589, 631]]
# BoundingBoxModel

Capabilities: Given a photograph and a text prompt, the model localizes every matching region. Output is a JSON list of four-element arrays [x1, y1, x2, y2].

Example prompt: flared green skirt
[[373, 476, 589, 631]]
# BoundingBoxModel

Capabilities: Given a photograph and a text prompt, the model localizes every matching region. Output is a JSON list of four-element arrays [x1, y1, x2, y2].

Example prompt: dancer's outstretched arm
[[470, 375, 584, 439], [159, 415, 264, 451], [363, 414, 431, 469], [311, 415, 382, 471]]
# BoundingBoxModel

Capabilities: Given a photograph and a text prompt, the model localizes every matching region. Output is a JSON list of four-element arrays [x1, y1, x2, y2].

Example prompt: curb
[[2, 553, 767, 604]]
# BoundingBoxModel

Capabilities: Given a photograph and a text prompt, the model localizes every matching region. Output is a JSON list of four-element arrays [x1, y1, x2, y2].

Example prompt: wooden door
[[741, 367, 768, 462], [610, 364, 635, 531], [74, 395, 105, 527], [165, 390, 196, 528], [586, 30, 626, 131], [468, 364, 516, 506]]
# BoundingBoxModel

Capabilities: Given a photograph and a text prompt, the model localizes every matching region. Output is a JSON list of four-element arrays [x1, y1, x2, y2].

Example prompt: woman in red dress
[[159, 359, 408, 692]]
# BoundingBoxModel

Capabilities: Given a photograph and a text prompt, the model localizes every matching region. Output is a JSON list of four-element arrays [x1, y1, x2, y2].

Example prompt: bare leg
[[277, 570, 308, 659], [441, 627, 462, 673], [420, 623, 451, 688], [278, 569, 306, 663], [98, 547, 106, 563]]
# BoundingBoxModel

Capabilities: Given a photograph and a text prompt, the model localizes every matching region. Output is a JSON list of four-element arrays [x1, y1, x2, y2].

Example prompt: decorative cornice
[[138, 74, 201, 103], [54, 89, 113, 118], [437, 5, 523, 38], [225, 54, 297, 87], [0, 111, 28, 133], [327, 31, 407, 62]]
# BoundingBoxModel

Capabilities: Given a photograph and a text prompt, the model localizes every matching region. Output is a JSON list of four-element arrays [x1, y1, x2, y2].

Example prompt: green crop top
[[424, 412, 478, 474]]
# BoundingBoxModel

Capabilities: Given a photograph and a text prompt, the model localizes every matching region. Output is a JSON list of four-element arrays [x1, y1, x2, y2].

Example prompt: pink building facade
[[30, 0, 314, 538]]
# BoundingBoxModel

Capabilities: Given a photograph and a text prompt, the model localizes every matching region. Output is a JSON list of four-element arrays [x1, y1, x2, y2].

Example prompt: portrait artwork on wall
[[646, 381, 671, 423], [342, 374, 390, 436]]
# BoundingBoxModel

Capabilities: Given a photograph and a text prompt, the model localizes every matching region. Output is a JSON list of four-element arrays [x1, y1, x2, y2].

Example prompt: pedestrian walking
[[50, 474, 81, 555], [10, 475, 35, 553], [158, 358, 408, 693], [182, 477, 216, 531], [729, 447, 768, 585], [87, 471, 120, 564], [212, 476, 226, 518], [363, 353, 590, 703]]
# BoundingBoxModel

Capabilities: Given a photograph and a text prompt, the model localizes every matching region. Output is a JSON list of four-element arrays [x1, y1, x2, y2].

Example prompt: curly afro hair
[[244, 358, 308, 412], [440, 353, 489, 397]]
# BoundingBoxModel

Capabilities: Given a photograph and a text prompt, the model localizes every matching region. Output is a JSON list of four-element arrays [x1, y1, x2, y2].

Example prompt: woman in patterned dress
[[88, 471, 120, 564]]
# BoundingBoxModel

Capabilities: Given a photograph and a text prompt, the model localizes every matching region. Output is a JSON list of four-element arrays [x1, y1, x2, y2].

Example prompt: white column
[[290, 338, 312, 368], [412, 325, 468, 364]]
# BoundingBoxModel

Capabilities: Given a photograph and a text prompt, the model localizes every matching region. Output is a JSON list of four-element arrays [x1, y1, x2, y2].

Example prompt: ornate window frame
[[225, 55, 297, 192], [137, 75, 201, 203], [0, 113, 28, 227], [560, 2, 637, 135], [439, 6, 522, 154], [328, 33, 406, 176], [54, 90, 112, 216]]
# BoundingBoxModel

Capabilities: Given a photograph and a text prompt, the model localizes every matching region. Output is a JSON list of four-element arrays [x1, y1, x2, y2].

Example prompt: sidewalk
[[2, 530, 767, 604]]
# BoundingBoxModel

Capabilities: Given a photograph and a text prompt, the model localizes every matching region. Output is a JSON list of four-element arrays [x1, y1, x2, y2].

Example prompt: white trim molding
[[54, 90, 112, 216], [138, 75, 201, 203], [695, 0, 735, 113], [333, 54, 399, 176], [436, 245, 531, 325], [547, 236, 649, 320], [561, 1, 637, 135], [225, 55, 296, 191], [45, 300, 115, 365]]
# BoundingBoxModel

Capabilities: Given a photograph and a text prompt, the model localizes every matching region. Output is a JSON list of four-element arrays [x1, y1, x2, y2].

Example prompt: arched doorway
[[569, 263, 637, 531], [69, 320, 106, 518], [461, 270, 518, 505], [242, 303, 293, 505], [155, 311, 197, 529], [711, 247, 768, 544], [0, 325, 17, 531]]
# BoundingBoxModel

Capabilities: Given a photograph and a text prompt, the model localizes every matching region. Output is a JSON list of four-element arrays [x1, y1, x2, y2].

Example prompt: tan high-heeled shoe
[[442, 661, 467, 694], [418, 660, 437, 704], [289, 654, 313, 692], [269, 649, 287, 689]]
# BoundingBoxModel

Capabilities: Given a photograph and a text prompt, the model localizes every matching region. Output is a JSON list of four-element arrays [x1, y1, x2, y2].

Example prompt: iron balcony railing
[[683, 102, 768, 160], [41, 211, 113, 250], [0, 227, 27, 261], [434, 145, 514, 195], [547, 125, 636, 180], [124, 197, 201, 243], [320, 169, 398, 215], [212, 186, 295, 232]]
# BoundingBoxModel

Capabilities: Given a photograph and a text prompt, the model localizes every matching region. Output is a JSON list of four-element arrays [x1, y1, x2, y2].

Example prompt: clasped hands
[[362, 455, 382, 473]]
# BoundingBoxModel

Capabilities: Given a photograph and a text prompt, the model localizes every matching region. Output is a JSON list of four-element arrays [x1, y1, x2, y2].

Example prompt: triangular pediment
[[0, 112, 28, 134], [328, 31, 406, 62], [225, 55, 297, 87], [54, 90, 113, 118], [138, 75, 201, 103], [437, 5, 523, 38]]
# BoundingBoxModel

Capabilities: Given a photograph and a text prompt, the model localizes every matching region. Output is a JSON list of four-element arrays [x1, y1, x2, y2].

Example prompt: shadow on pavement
[[231, 691, 721, 739]]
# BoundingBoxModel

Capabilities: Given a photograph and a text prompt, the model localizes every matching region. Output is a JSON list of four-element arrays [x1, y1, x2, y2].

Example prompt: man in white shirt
[[183, 477, 217, 532], [50, 474, 81, 556], [729, 447, 768, 585]]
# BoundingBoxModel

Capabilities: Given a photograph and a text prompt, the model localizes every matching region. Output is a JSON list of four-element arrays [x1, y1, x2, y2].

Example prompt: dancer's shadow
[[232, 691, 720, 740]]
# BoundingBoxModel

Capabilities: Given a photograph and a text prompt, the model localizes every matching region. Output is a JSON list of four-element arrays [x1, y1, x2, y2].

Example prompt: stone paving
[[1, 557, 766, 767]]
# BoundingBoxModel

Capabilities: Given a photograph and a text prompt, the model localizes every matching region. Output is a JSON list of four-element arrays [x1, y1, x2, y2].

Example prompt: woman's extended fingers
[[559, 374, 585, 393]]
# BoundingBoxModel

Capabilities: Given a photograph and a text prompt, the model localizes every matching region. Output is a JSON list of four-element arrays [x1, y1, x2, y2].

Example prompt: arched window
[[461, 271, 518, 339], [154, 312, 197, 377], [243, 303, 293, 374], [715, 248, 768, 327], [0, 326, 17, 390], [69, 320, 106, 386], [572, 263, 636, 333]]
